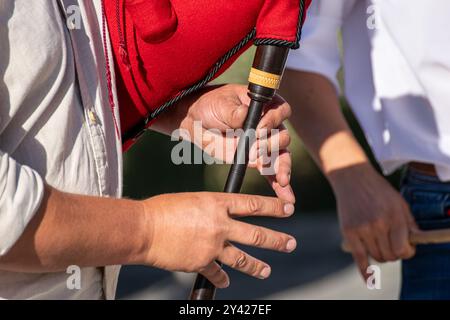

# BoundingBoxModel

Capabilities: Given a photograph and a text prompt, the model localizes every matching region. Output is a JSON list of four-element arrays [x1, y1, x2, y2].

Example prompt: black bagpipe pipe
[[187, 0, 313, 299], [190, 45, 290, 300]]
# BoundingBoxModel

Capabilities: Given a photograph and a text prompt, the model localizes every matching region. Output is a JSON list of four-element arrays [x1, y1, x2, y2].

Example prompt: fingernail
[[288, 172, 291, 182], [224, 278, 230, 288], [286, 239, 297, 252], [284, 203, 295, 216], [259, 267, 271, 279]]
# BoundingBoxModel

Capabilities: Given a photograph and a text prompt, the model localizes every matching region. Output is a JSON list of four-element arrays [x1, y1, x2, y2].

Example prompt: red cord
[[101, 0, 121, 139]]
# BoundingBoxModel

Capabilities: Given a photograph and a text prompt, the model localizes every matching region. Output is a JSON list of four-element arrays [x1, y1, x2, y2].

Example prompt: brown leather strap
[[409, 162, 438, 176]]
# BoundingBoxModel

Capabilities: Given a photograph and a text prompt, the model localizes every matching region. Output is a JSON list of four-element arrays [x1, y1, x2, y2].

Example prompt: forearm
[[280, 69, 370, 185], [0, 185, 148, 273]]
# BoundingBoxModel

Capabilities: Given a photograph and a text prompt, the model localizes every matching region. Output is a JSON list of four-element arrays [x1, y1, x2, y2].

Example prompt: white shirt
[[0, 0, 122, 299], [287, 0, 450, 181]]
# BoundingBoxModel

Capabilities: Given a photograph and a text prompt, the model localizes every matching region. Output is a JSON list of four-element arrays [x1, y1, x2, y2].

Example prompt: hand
[[329, 163, 418, 279], [180, 84, 294, 203], [141, 192, 297, 288]]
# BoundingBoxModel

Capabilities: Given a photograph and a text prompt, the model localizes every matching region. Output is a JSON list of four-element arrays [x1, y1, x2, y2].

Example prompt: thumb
[[218, 103, 248, 129]]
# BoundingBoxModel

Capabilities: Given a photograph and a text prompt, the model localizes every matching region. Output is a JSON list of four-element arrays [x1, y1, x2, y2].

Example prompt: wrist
[[125, 199, 155, 265], [318, 131, 370, 183], [327, 161, 378, 192]]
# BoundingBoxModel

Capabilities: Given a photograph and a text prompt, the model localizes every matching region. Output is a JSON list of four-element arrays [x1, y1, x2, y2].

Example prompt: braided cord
[[254, 0, 306, 49]]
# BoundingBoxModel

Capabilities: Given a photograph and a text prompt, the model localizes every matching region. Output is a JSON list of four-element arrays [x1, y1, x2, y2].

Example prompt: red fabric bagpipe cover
[[104, 0, 311, 150]]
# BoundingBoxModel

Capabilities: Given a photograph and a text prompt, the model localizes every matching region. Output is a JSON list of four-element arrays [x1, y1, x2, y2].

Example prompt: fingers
[[257, 126, 291, 156], [220, 193, 295, 217], [391, 201, 417, 259], [213, 85, 250, 130], [274, 149, 292, 188], [390, 220, 416, 260], [227, 220, 297, 253], [222, 103, 249, 130], [375, 231, 396, 262], [257, 96, 291, 131], [255, 130, 291, 186], [253, 127, 293, 196], [265, 175, 296, 204], [360, 229, 384, 262], [347, 219, 414, 264], [200, 262, 230, 289], [344, 233, 370, 280], [372, 219, 397, 261], [218, 243, 271, 280]]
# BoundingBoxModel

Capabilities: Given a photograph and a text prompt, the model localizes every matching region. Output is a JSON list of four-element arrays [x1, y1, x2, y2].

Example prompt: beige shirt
[[0, 0, 123, 299]]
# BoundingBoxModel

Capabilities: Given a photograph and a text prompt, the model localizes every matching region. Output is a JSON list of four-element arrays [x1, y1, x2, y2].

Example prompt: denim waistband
[[401, 168, 450, 229], [402, 168, 450, 192]]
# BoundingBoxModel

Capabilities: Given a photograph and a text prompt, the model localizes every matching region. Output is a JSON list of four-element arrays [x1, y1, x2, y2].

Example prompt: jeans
[[400, 168, 450, 300]]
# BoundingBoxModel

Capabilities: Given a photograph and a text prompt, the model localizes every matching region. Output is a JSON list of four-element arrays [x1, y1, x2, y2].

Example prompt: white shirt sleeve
[[286, 0, 358, 93], [0, 150, 44, 256]]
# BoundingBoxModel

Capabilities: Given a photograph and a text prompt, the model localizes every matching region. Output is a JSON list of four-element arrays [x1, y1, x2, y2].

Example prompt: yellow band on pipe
[[248, 68, 281, 90]]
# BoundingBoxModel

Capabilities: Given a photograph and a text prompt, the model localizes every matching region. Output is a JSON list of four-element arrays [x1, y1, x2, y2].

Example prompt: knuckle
[[389, 215, 403, 227], [232, 253, 248, 269], [251, 228, 266, 247], [371, 253, 384, 262], [394, 246, 412, 259], [405, 247, 416, 259], [250, 261, 260, 277], [266, 116, 276, 130], [209, 216, 228, 239], [247, 197, 261, 214], [271, 200, 282, 215], [372, 219, 389, 233], [210, 266, 221, 278], [216, 219, 228, 236], [200, 254, 214, 269], [198, 266, 207, 273], [272, 237, 284, 251], [282, 132, 291, 146], [353, 251, 366, 261], [214, 194, 228, 211], [197, 261, 211, 273], [284, 103, 292, 118], [383, 251, 397, 262], [387, 255, 398, 262], [214, 195, 225, 208]]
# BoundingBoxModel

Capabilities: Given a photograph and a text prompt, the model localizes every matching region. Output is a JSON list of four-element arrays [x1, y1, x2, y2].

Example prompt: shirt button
[[67, 20, 77, 30], [88, 110, 97, 124]]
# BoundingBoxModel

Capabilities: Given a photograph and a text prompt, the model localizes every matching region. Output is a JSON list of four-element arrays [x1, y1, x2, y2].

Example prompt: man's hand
[[142, 192, 296, 288], [329, 163, 418, 278], [0, 186, 295, 283], [173, 84, 294, 203], [281, 70, 419, 281]]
